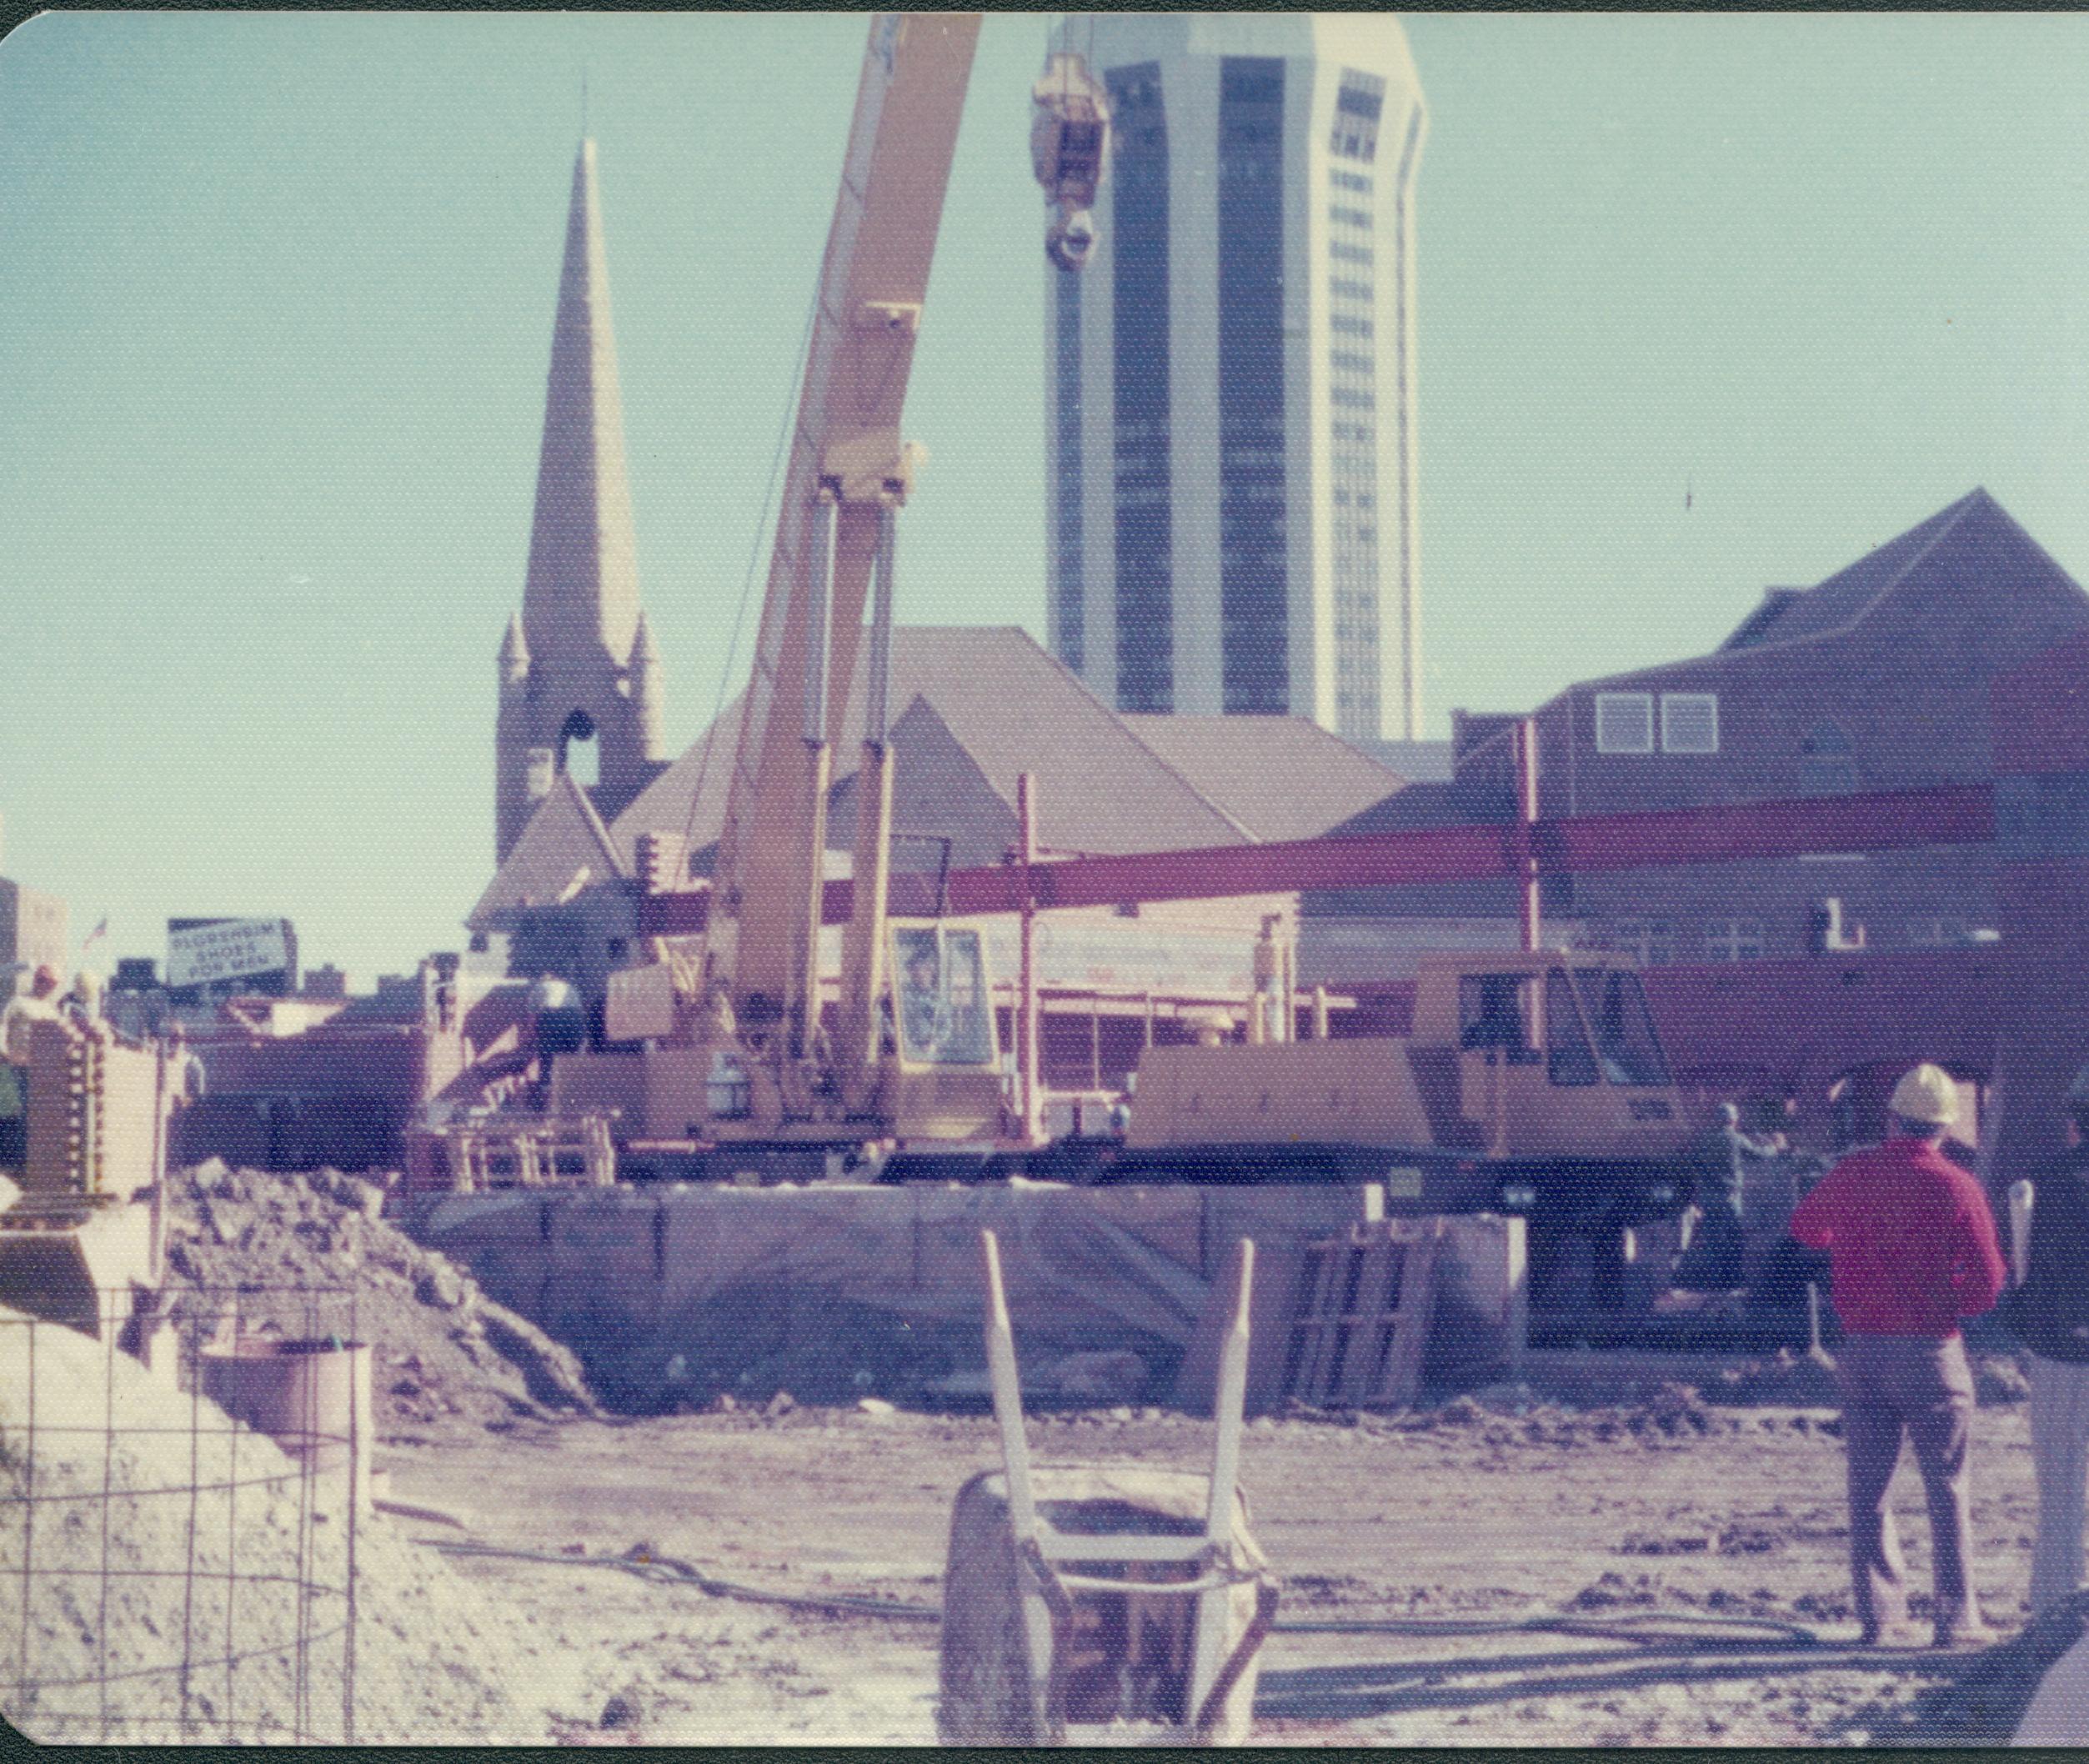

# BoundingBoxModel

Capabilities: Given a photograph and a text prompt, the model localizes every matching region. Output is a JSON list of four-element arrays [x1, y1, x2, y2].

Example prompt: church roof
[[1120, 714, 1406, 844], [470, 772, 628, 928], [608, 628, 1404, 883]]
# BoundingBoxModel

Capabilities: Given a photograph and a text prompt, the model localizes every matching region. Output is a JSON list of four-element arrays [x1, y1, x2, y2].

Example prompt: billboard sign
[[167, 919, 290, 990]]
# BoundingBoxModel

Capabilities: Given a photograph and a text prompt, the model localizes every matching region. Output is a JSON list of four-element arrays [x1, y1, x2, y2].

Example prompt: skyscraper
[[1044, 15, 1427, 741], [495, 139, 667, 864]]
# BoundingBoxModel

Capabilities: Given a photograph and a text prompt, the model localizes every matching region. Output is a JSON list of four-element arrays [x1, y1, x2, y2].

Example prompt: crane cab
[[669, 918, 1006, 1159], [874, 919, 1005, 1141], [1418, 953, 1684, 1160], [1119, 950, 1697, 1214]]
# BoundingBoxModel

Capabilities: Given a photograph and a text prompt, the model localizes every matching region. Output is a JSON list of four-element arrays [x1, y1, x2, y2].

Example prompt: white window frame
[[1595, 692, 1655, 754], [1661, 691, 1720, 754]]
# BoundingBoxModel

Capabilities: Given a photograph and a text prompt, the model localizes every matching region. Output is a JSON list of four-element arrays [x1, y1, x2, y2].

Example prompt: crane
[[597, 13, 1110, 1171]]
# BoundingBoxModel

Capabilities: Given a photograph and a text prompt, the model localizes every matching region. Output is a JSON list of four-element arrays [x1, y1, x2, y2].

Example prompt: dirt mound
[[1384, 1381, 1753, 1451], [0, 1308, 550, 1743], [162, 1160, 599, 1434]]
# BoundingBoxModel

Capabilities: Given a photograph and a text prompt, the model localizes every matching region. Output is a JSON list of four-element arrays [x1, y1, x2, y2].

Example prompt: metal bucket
[[199, 1336, 372, 1501]]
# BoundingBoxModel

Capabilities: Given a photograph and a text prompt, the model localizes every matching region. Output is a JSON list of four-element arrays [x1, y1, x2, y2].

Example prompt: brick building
[[1310, 489, 2089, 975]]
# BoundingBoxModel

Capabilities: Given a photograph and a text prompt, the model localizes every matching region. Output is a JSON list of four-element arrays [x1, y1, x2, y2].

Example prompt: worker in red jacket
[[1789, 1062, 2008, 1650]]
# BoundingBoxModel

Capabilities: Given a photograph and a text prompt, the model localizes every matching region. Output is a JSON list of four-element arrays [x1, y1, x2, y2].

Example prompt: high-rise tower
[[496, 139, 667, 863], [1044, 15, 1426, 741]]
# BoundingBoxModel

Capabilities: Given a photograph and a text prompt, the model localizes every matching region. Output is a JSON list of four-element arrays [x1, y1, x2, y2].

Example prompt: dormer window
[[1660, 693, 1719, 754], [1595, 692, 1654, 754]]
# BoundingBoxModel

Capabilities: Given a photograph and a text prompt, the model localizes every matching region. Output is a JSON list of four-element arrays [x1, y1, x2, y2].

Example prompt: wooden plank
[[1335, 1238, 1400, 1406], [1289, 1239, 1354, 1401], [1370, 1230, 1440, 1408]]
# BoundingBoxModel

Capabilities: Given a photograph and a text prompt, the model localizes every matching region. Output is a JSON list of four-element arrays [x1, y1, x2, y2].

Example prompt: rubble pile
[[162, 1160, 599, 1433], [0, 1308, 552, 1744]]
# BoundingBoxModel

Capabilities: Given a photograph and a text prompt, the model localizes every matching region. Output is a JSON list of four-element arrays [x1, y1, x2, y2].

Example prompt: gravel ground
[[371, 1365, 2059, 1746], [11, 1162, 2071, 1745]]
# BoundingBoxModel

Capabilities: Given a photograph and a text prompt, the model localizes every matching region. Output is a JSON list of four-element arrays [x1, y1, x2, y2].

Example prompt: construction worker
[[1674, 1101, 1774, 1293], [62, 969, 113, 1044], [1999, 1064, 2089, 1612], [1789, 1062, 2007, 1649], [164, 1021, 207, 1107]]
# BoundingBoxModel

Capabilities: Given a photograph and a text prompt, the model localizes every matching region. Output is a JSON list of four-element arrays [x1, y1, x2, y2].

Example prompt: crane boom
[[705, 13, 981, 1029]]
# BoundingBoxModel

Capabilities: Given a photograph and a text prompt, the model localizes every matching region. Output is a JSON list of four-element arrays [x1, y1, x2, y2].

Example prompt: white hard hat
[[1889, 1063, 1958, 1127]]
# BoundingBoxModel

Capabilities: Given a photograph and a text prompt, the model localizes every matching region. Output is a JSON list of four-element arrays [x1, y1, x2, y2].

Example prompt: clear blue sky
[[4, 11, 2087, 988]]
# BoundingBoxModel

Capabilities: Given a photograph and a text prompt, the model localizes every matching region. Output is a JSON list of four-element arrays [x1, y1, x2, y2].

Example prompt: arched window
[[559, 708, 599, 788], [1800, 721, 1856, 795]]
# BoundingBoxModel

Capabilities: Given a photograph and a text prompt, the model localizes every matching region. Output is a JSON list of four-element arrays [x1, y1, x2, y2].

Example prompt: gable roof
[[1716, 490, 1988, 654], [825, 695, 1020, 873], [1555, 489, 2087, 711], [1120, 714, 1408, 843], [608, 628, 1259, 874], [469, 773, 628, 927]]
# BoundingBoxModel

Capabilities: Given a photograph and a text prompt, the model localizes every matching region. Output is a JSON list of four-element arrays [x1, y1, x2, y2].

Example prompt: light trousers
[[2029, 1352, 2089, 1613]]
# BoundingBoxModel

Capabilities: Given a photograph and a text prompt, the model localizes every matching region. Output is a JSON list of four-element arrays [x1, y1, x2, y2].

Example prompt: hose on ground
[[413, 1536, 1826, 1650]]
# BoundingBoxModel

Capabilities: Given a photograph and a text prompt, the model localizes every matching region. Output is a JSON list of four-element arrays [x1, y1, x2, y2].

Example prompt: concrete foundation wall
[[403, 1182, 1524, 1412]]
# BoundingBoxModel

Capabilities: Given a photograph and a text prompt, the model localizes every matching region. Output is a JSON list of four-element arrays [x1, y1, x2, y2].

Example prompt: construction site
[[12, 9, 2089, 1747]]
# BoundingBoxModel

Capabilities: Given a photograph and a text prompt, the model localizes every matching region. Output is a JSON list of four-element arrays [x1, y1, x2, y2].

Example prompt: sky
[[3, 10, 2089, 989]]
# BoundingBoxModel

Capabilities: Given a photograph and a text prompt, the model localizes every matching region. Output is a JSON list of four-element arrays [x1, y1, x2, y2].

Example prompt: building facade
[[0, 878, 68, 1002], [1458, 489, 2089, 965], [494, 139, 668, 864], [1044, 14, 1427, 741]]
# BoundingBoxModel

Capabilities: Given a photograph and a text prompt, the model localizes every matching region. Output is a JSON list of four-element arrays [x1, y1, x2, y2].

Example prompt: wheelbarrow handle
[[1191, 1575, 1282, 1744]]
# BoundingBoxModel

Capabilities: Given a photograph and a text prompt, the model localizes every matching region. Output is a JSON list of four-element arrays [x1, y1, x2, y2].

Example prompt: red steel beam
[[1543, 782, 1995, 875], [635, 780, 1997, 938]]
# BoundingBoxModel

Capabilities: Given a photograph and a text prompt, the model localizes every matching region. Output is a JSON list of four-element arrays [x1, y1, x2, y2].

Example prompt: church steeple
[[496, 138, 668, 864]]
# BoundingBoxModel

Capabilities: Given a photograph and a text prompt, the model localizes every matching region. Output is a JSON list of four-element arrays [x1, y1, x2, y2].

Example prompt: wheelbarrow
[[937, 1230, 1279, 1746]]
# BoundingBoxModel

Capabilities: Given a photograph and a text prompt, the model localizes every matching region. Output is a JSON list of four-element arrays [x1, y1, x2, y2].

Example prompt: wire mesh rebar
[[1, 1280, 363, 1743]]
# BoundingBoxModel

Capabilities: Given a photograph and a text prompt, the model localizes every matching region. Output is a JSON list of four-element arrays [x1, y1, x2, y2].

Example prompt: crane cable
[[673, 276, 823, 887]]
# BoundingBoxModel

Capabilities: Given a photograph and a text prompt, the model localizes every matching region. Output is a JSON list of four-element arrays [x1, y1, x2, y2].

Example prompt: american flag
[[81, 918, 108, 951]]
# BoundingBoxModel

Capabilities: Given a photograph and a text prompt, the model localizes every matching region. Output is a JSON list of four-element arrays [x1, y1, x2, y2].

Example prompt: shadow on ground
[[1255, 1642, 1963, 1724]]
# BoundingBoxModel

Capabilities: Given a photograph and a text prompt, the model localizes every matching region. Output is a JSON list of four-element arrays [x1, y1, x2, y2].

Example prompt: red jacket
[[1788, 1136, 2006, 1337]]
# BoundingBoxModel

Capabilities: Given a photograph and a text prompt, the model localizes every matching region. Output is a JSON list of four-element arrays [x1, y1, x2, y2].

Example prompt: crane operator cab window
[[1459, 973, 1540, 1065], [891, 925, 995, 1069], [1545, 968, 1600, 1087], [1572, 966, 1670, 1087]]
